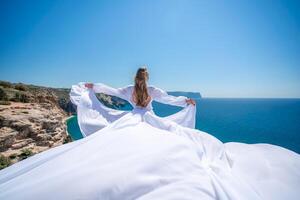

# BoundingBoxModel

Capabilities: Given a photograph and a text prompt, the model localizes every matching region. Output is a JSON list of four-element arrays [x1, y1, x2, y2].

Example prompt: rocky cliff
[[0, 81, 73, 169], [0, 80, 130, 169], [0, 102, 71, 165]]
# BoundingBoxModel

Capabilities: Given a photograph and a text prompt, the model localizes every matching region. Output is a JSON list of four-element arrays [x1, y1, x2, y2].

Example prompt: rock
[[11, 140, 32, 149], [11, 122, 34, 139], [35, 133, 52, 141], [41, 119, 60, 132], [0, 81, 76, 169], [0, 100, 69, 168], [0, 115, 12, 127], [0, 136, 15, 151], [48, 141, 54, 147], [0, 128, 17, 151], [36, 140, 50, 147], [53, 133, 63, 141]]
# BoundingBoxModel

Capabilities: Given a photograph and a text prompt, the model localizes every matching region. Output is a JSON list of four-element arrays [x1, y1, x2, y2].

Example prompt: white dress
[[0, 82, 299, 200]]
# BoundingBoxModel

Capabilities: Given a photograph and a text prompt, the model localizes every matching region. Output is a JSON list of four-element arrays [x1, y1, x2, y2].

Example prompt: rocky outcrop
[[0, 80, 129, 169], [0, 102, 71, 168]]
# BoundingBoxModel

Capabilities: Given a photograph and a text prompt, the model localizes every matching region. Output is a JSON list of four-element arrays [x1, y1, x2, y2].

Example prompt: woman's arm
[[150, 86, 195, 107], [85, 83, 130, 101]]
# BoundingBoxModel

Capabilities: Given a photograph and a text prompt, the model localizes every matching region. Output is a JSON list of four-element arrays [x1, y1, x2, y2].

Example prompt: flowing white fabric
[[69, 82, 195, 137], [0, 82, 299, 200]]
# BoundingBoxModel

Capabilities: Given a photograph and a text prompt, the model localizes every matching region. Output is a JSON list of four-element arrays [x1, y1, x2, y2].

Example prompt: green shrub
[[20, 93, 30, 103], [19, 148, 34, 160], [11, 92, 20, 102], [12, 92, 30, 103], [0, 154, 11, 170], [9, 153, 17, 159], [14, 83, 28, 91], [11, 93, 19, 102], [0, 101, 11, 105], [63, 135, 73, 144], [0, 88, 8, 101], [0, 81, 13, 88]]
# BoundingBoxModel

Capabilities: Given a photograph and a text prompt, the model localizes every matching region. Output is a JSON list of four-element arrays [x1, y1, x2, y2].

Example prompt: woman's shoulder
[[147, 85, 165, 95], [148, 85, 165, 92], [147, 85, 156, 92], [147, 85, 158, 89]]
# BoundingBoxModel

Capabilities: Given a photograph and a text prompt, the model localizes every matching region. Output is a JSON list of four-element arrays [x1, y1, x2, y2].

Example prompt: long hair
[[133, 67, 150, 107]]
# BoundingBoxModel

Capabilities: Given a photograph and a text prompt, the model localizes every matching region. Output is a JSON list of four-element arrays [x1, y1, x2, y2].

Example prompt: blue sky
[[0, 0, 299, 98]]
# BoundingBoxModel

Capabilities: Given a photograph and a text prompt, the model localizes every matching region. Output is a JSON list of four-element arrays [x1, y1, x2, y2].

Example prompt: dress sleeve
[[150, 86, 188, 107], [92, 83, 130, 101]]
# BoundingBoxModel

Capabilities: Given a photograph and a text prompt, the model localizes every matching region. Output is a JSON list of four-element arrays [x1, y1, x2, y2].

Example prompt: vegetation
[[9, 153, 18, 159], [14, 83, 28, 91], [0, 88, 8, 101], [11, 92, 31, 103], [19, 93, 31, 103], [0, 81, 13, 88], [63, 135, 73, 144], [0, 101, 11, 105], [19, 148, 34, 160], [0, 154, 11, 170], [0, 79, 128, 113], [0, 149, 35, 170]]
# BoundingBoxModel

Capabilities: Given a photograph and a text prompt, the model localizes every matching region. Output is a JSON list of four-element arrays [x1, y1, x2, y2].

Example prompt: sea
[[67, 98, 300, 154]]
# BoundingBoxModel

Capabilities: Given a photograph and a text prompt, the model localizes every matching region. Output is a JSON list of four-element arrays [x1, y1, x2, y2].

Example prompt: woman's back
[[126, 85, 155, 110], [90, 83, 190, 109], [114, 85, 191, 111]]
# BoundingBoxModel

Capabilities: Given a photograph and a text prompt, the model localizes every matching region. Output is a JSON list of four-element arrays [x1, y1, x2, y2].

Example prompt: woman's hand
[[85, 83, 93, 89], [186, 98, 196, 106]]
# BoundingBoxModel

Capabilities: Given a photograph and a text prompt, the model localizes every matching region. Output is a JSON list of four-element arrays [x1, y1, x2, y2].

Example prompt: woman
[[86, 68, 196, 107], [76, 67, 197, 137], [0, 67, 299, 200]]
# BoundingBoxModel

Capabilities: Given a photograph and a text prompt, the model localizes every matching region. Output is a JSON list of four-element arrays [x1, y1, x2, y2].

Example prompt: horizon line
[[1, 79, 300, 99]]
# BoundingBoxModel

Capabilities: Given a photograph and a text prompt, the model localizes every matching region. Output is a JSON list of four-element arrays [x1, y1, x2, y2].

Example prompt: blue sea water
[[67, 98, 300, 154]]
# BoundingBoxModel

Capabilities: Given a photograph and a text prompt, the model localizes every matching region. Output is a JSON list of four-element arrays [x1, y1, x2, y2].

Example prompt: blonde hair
[[133, 67, 150, 107]]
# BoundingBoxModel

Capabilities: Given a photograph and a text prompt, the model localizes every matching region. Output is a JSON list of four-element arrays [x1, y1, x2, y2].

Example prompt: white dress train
[[0, 82, 299, 200]]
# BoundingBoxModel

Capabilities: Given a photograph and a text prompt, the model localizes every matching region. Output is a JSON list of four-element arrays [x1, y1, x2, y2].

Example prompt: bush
[[58, 98, 67, 110], [20, 93, 30, 103], [63, 135, 73, 144], [14, 83, 28, 91], [0, 81, 13, 88], [9, 153, 17, 159], [0, 88, 8, 101], [0, 101, 11, 105], [19, 148, 34, 160], [0, 154, 11, 170], [12, 92, 30, 103], [11, 92, 20, 102]]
